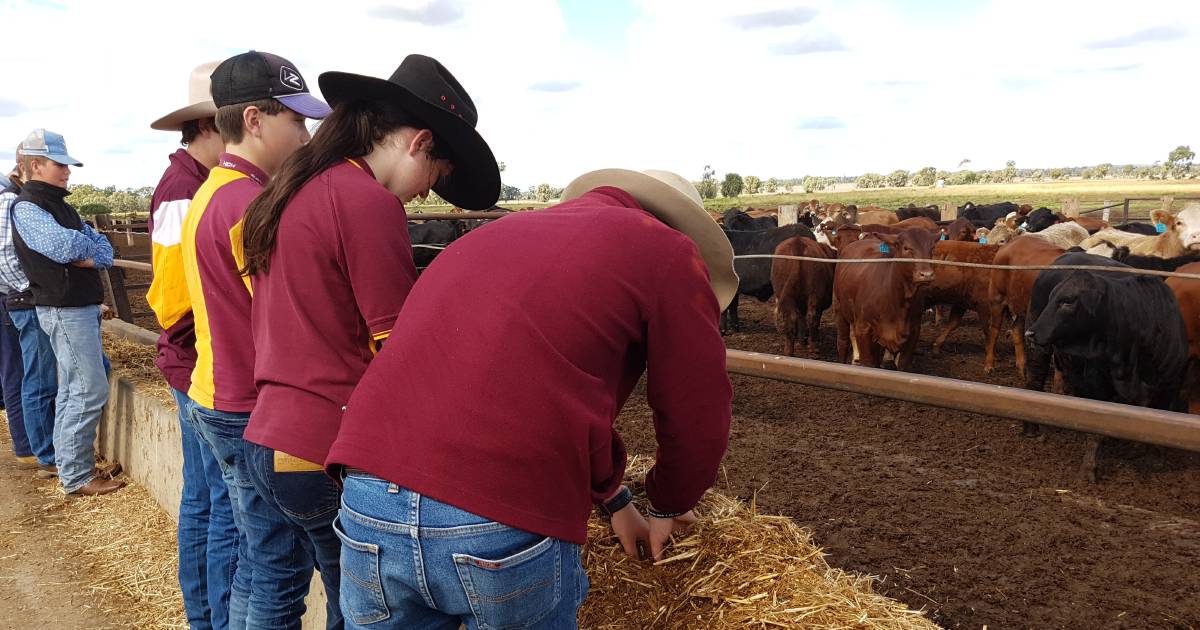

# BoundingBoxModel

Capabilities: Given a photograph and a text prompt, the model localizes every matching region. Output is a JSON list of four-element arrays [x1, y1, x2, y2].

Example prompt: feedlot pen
[[107, 257, 1199, 627], [618, 299, 1199, 629]]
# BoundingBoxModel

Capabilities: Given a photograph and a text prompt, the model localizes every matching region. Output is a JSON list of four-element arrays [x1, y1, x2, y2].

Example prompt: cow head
[[1026, 272, 1105, 346], [983, 217, 1020, 246], [1171, 204, 1200, 251], [872, 230, 936, 292]]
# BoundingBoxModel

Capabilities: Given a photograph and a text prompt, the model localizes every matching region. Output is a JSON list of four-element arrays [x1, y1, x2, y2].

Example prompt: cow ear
[[1079, 287, 1103, 314], [1005, 213, 1019, 229]]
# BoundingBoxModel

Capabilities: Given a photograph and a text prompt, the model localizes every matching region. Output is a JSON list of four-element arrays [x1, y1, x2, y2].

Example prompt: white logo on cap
[[280, 66, 303, 91]]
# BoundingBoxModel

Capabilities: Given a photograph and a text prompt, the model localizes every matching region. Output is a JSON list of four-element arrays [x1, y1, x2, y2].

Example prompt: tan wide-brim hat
[[151, 61, 221, 131], [561, 169, 738, 310]]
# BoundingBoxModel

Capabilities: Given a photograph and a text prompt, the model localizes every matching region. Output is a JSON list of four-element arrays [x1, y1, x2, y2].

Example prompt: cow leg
[[836, 315, 851, 364], [851, 334, 861, 365], [1011, 316, 1028, 379], [731, 294, 741, 332], [774, 300, 797, 357], [805, 304, 822, 358], [854, 327, 880, 368], [1080, 434, 1102, 483], [932, 306, 965, 355], [983, 302, 1004, 374]]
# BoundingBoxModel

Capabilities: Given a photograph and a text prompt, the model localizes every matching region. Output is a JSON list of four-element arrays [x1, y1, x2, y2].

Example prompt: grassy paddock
[[701, 179, 1200, 220]]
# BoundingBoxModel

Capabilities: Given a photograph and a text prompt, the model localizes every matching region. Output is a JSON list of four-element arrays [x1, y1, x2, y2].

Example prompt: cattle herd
[[720, 200, 1200, 481]]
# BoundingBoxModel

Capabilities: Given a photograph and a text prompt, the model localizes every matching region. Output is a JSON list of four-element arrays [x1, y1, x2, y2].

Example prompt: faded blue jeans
[[336, 472, 587, 629], [173, 388, 239, 630], [36, 304, 106, 493], [8, 307, 56, 466]]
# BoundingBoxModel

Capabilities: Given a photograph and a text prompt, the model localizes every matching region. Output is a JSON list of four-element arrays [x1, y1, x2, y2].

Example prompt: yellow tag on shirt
[[273, 450, 325, 473]]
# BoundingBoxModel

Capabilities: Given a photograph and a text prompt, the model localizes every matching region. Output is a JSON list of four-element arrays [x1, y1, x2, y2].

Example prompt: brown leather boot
[[69, 477, 125, 496], [35, 464, 58, 479]]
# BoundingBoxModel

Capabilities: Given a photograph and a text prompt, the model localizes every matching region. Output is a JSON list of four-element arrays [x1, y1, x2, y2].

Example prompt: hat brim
[[45, 153, 83, 167], [561, 169, 738, 310], [275, 93, 332, 119], [151, 101, 218, 131], [318, 71, 500, 210]]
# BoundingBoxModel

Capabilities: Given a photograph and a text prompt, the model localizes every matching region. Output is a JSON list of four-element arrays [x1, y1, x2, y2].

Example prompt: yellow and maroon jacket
[[180, 152, 264, 412]]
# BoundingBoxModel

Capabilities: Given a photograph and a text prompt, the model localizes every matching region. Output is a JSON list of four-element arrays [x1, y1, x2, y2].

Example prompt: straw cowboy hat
[[151, 61, 220, 131], [561, 169, 738, 310], [319, 54, 500, 210]]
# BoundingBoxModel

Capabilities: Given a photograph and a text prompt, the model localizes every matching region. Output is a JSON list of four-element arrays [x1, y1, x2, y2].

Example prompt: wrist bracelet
[[598, 486, 633, 516], [647, 506, 685, 519]]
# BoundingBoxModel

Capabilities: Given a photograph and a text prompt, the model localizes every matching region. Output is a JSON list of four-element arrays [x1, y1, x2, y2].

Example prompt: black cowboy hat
[[318, 55, 500, 210]]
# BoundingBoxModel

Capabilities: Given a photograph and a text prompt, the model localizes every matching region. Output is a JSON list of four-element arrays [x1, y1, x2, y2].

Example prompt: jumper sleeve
[[642, 240, 733, 514], [341, 194, 418, 343], [12, 201, 104, 264]]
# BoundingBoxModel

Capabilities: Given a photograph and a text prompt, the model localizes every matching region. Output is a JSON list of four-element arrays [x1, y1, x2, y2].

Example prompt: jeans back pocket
[[333, 516, 391, 625], [453, 534, 562, 630]]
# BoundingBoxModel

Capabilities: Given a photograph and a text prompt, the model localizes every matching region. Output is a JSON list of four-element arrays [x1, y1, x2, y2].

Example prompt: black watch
[[598, 486, 633, 516]]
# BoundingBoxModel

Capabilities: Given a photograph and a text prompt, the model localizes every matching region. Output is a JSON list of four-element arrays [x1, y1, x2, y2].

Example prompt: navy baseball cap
[[20, 129, 82, 167], [210, 51, 331, 119]]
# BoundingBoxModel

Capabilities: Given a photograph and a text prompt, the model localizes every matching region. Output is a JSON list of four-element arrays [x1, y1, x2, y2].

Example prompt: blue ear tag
[[832, 230, 837, 236], [879, 242, 890, 253], [1156, 222, 1167, 233], [940, 233, 947, 241], [979, 236, 988, 244]]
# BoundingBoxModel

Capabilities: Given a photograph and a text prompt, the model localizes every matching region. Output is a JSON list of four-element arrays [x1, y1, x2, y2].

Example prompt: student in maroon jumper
[[238, 54, 500, 629], [326, 169, 738, 629]]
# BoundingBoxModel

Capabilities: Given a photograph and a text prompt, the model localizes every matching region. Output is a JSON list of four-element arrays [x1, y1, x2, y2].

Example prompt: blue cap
[[20, 129, 83, 167]]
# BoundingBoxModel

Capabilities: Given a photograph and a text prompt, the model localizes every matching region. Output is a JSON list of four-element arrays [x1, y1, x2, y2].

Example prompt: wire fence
[[733, 254, 1200, 281]]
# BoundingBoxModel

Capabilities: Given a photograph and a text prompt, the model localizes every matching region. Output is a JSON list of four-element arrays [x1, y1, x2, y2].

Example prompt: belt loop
[[387, 482, 399, 494]]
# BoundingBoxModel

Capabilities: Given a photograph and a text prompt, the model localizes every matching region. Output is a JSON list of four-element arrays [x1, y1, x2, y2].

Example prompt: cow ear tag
[[1156, 222, 1167, 233], [979, 236, 988, 244], [879, 242, 890, 253], [939, 233, 947, 241]]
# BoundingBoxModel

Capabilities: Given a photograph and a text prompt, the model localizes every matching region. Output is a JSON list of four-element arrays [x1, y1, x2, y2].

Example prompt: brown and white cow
[[771, 237, 836, 358], [1080, 207, 1200, 257], [834, 229, 938, 370]]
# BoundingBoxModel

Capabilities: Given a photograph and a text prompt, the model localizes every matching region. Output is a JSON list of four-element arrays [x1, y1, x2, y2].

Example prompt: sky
[[0, 0, 1196, 190]]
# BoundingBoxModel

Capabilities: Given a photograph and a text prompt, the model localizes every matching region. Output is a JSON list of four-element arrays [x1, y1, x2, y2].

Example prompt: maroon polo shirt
[[148, 149, 206, 393], [244, 160, 418, 464], [326, 187, 733, 544]]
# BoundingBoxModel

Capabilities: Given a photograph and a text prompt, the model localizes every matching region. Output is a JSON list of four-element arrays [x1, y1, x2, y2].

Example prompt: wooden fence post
[[939, 203, 956, 222], [1062, 198, 1080, 218], [778, 205, 799, 226], [1102, 200, 1111, 222]]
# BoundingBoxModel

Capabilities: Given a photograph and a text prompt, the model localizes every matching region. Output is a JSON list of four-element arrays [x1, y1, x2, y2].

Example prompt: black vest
[[11, 181, 104, 307]]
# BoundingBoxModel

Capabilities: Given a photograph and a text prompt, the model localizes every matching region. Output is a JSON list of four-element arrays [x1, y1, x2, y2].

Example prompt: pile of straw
[[103, 332, 173, 405], [34, 473, 187, 629], [580, 457, 938, 629]]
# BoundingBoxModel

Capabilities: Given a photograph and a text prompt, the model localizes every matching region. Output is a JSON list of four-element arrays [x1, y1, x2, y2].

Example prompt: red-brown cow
[[1165, 262, 1200, 414], [926, 241, 1001, 357], [939, 217, 977, 242], [834, 230, 937, 370], [771, 237, 835, 357], [985, 235, 1065, 375]]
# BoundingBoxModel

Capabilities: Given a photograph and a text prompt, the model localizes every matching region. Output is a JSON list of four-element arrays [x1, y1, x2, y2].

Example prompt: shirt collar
[[216, 152, 269, 186], [578, 186, 643, 211], [174, 148, 211, 181]]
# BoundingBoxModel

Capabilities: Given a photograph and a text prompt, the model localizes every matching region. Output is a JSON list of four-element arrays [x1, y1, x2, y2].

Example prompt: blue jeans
[[8, 307, 56, 465], [36, 304, 107, 493], [0, 299, 30, 457], [337, 473, 587, 630], [245, 443, 344, 630], [174, 389, 239, 630], [192, 404, 314, 630]]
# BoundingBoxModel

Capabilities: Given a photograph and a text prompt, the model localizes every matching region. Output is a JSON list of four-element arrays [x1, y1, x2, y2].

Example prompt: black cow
[[1114, 221, 1159, 236], [896, 204, 940, 221], [408, 220, 464, 270], [722, 207, 778, 231], [957, 201, 1019, 227], [721, 224, 816, 333], [1022, 207, 1060, 232], [1025, 252, 1188, 481], [1107, 246, 1200, 270]]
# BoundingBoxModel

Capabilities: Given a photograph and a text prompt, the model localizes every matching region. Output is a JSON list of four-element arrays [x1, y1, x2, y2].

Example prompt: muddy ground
[[616, 299, 1200, 629]]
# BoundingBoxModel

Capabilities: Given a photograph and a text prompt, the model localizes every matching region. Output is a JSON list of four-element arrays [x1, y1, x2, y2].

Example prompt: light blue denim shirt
[[12, 200, 113, 269]]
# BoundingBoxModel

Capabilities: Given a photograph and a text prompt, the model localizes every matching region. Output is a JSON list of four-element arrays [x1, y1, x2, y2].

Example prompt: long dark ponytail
[[240, 99, 421, 276]]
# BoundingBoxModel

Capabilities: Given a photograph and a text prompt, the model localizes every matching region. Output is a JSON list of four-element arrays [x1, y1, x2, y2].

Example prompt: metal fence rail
[[726, 350, 1200, 452]]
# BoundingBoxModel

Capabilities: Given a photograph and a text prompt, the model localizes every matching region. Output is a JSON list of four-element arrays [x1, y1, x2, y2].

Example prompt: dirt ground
[[0, 438, 139, 629], [616, 299, 1200, 629]]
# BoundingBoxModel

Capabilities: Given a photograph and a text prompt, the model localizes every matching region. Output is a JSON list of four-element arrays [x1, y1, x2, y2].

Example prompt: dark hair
[[214, 99, 286, 144], [180, 117, 217, 146], [240, 99, 428, 276]]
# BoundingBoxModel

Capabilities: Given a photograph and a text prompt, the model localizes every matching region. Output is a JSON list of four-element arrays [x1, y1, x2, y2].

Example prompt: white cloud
[[0, 0, 1196, 191]]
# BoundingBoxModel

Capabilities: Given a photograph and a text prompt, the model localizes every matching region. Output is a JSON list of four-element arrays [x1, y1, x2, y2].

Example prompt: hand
[[72, 258, 96, 268], [100, 304, 114, 320], [609, 503, 650, 560], [648, 510, 698, 561]]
